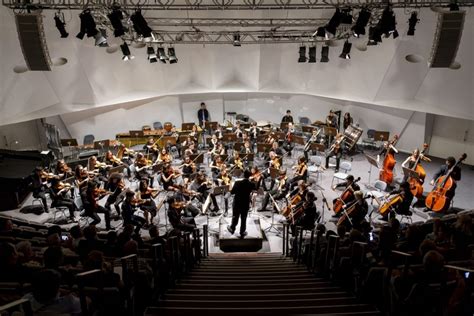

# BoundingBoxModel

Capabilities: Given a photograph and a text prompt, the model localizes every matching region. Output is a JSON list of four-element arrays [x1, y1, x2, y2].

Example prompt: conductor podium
[[218, 218, 263, 252]]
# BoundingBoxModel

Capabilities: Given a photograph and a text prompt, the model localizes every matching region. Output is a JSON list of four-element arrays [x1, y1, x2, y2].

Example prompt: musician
[[401, 148, 430, 182], [134, 152, 154, 187], [167, 196, 196, 232], [258, 170, 289, 212], [210, 156, 226, 180], [190, 172, 220, 215], [227, 169, 257, 238], [55, 160, 73, 180], [304, 129, 320, 160], [271, 141, 284, 157], [325, 132, 344, 172], [173, 185, 200, 218], [184, 143, 197, 157], [290, 191, 319, 236], [181, 136, 195, 151], [379, 181, 414, 221], [83, 181, 112, 230], [215, 125, 224, 140], [343, 112, 353, 130], [27, 167, 50, 212], [326, 110, 339, 129], [331, 175, 360, 218], [74, 165, 90, 193], [377, 137, 399, 186], [50, 178, 77, 220], [217, 166, 232, 215], [429, 156, 461, 200], [121, 190, 146, 234], [160, 164, 180, 192], [104, 151, 122, 167], [209, 134, 219, 151], [283, 122, 295, 157], [156, 148, 173, 164], [137, 179, 159, 226], [265, 132, 277, 145], [281, 110, 294, 123], [197, 102, 210, 127], [234, 122, 243, 138], [249, 122, 259, 142], [210, 142, 225, 159], [230, 152, 244, 171], [338, 191, 368, 230], [189, 124, 199, 143], [181, 155, 196, 180], [240, 141, 254, 155], [104, 173, 126, 218], [289, 156, 308, 190], [88, 156, 108, 186], [143, 137, 159, 161]]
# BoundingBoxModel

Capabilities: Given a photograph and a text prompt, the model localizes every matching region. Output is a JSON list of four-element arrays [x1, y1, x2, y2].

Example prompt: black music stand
[[181, 123, 195, 131], [311, 143, 326, 154], [364, 153, 380, 189], [233, 142, 244, 151], [189, 153, 204, 164], [402, 167, 420, 182], [257, 143, 272, 153], [222, 133, 237, 143], [263, 193, 282, 235], [374, 131, 390, 142], [239, 153, 254, 162], [61, 139, 78, 159], [275, 132, 286, 142], [205, 121, 218, 131], [280, 122, 290, 130], [302, 126, 316, 133]]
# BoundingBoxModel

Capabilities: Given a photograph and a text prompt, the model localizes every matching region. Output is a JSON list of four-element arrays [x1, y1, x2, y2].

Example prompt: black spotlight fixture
[[339, 40, 352, 59], [54, 11, 68, 38], [449, 1, 459, 11], [320, 46, 329, 63], [407, 12, 419, 36], [298, 46, 307, 63], [158, 47, 168, 63], [379, 5, 398, 38], [308, 45, 316, 63], [120, 42, 134, 61], [233, 33, 241, 47], [341, 8, 353, 24], [325, 8, 342, 36], [367, 26, 382, 45], [76, 9, 98, 40], [352, 7, 371, 37], [147, 46, 157, 63], [130, 9, 153, 42], [108, 6, 127, 37], [168, 47, 178, 64]]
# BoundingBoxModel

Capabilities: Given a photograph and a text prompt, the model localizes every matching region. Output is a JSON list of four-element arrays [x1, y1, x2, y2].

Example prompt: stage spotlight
[[449, 2, 459, 11], [168, 47, 178, 64], [341, 8, 353, 24], [298, 46, 307, 63], [108, 6, 127, 37], [308, 45, 316, 63], [130, 9, 153, 42], [325, 8, 342, 36], [379, 5, 398, 38], [352, 8, 371, 37], [94, 28, 108, 47], [120, 42, 134, 61], [320, 46, 329, 63], [314, 26, 327, 40], [76, 9, 98, 40], [54, 11, 68, 38], [339, 40, 352, 59], [407, 12, 419, 36], [233, 33, 241, 47], [367, 26, 382, 45], [158, 47, 168, 63], [147, 46, 157, 63]]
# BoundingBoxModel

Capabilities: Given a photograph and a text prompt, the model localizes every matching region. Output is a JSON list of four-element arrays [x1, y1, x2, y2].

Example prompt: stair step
[[188, 272, 314, 277], [180, 277, 319, 283], [168, 286, 343, 295], [173, 282, 332, 290], [164, 292, 352, 301], [198, 263, 299, 268]]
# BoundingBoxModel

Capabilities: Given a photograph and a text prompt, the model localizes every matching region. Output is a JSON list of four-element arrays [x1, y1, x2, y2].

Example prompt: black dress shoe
[[227, 225, 235, 234], [240, 231, 248, 239]]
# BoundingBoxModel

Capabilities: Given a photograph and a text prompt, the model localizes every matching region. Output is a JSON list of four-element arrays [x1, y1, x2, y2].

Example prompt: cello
[[408, 144, 429, 198], [379, 135, 399, 185], [425, 153, 466, 212], [332, 177, 361, 214]]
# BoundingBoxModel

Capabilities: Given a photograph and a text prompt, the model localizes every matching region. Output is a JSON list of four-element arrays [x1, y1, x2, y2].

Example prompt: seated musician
[[249, 122, 259, 142], [143, 137, 159, 161], [210, 156, 225, 181], [325, 132, 344, 172], [27, 166, 50, 212], [229, 152, 244, 171], [160, 164, 180, 192], [331, 174, 360, 218], [173, 184, 200, 218], [167, 196, 196, 233], [291, 191, 319, 236], [104, 150, 122, 167], [181, 136, 195, 154], [234, 122, 243, 138], [338, 191, 368, 230], [181, 155, 196, 180], [401, 148, 430, 182], [242, 132, 250, 144], [74, 165, 90, 193], [189, 124, 199, 143], [104, 173, 126, 219], [283, 122, 295, 157], [215, 125, 224, 140], [137, 179, 159, 226], [209, 134, 219, 151], [379, 181, 414, 221], [240, 140, 254, 155], [88, 156, 109, 186], [50, 178, 77, 220], [55, 159, 73, 180], [429, 156, 461, 201], [304, 129, 321, 161], [343, 112, 353, 130], [289, 156, 308, 190], [184, 143, 197, 156], [281, 109, 294, 123], [288, 181, 309, 204], [210, 142, 225, 158], [265, 132, 277, 145], [83, 181, 112, 230], [134, 153, 154, 187], [190, 172, 220, 215], [156, 147, 173, 164], [121, 190, 146, 234], [258, 169, 289, 212], [270, 141, 284, 157]]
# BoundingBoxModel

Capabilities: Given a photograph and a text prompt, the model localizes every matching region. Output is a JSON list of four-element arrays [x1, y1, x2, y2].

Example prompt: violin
[[332, 177, 361, 214], [171, 200, 186, 210], [145, 187, 160, 199], [249, 171, 262, 183], [408, 144, 429, 198], [425, 153, 467, 212], [93, 188, 111, 197], [379, 134, 399, 185], [40, 170, 58, 180]]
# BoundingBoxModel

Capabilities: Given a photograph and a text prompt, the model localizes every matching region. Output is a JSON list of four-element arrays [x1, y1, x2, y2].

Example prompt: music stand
[[402, 167, 420, 182], [61, 139, 78, 159], [257, 134, 269, 143], [181, 123, 195, 131], [311, 143, 326, 154], [263, 193, 282, 235], [239, 153, 254, 162], [280, 122, 290, 130], [161, 136, 177, 146], [364, 153, 380, 189], [302, 126, 316, 133], [233, 142, 244, 151], [205, 121, 218, 131], [374, 131, 390, 142], [292, 135, 305, 145], [256, 143, 271, 153], [275, 132, 286, 141], [269, 168, 280, 179], [222, 133, 237, 143], [189, 153, 204, 164]]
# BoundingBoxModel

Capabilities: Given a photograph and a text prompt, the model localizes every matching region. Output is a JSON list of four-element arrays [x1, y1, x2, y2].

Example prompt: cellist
[[331, 175, 360, 218], [378, 135, 399, 186], [378, 181, 414, 221], [429, 156, 462, 202]]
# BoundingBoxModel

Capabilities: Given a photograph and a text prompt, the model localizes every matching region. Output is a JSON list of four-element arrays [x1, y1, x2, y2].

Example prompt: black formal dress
[[230, 178, 257, 235]]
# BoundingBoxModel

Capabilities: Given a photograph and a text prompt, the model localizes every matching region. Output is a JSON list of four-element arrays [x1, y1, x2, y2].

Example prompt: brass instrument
[[304, 128, 321, 152], [328, 134, 345, 154]]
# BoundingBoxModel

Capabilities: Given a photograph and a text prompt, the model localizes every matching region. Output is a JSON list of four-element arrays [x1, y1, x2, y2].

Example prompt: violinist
[[55, 160, 73, 180], [27, 166, 50, 212], [50, 178, 77, 221], [378, 135, 399, 186], [326, 110, 338, 129], [88, 156, 109, 186], [208, 134, 219, 152], [143, 137, 159, 161], [240, 141, 254, 155], [378, 181, 413, 221], [337, 191, 368, 230], [215, 126, 224, 140], [289, 156, 308, 190], [134, 153, 154, 187], [258, 169, 289, 212], [189, 124, 199, 143], [167, 195, 196, 232], [181, 155, 196, 180], [331, 175, 360, 218], [283, 122, 295, 157], [210, 156, 226, 181], [156, 148, 173, 165], [160, 164, 180, 192], [190, 172, 220, 215], [173, 185, 200, 218], [249, 166, 263, 188], [74, 165, 91, 193], [104, 173, 126, 219], [137, 179, 159, 226], [325, 132, 345, 172], [117, 144, 134, 175], [429, 156, 461, 201], [104, 150, 122, 167], [217, 166, 232, 215], [290, 191, 319, 236], [265, 133, 277, 145], [181, 136, 195, 155], [210, 142, 225, 158], [230, 152, 244, 171], [184, 143, 197, 157], [121, 190, 146, 234], [83, 181, 112, 230]]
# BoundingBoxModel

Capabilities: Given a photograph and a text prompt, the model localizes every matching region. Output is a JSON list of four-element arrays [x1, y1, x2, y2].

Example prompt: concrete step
[[173, 281, 332, 290], [180, 276, 320, 283], [164, 292, 352, 301], [167, 286, 343, 296], [188, 272, 314, 277]]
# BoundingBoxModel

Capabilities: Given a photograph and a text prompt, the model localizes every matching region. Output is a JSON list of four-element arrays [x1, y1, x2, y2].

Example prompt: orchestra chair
[[331, 161, 351, 186], [298, 117, 311, 124], [361, 129, 376, 149], [153, 121, 163, 130], [83, 134, 95, 145], [369, 180, 387, 202], [308, 156, 324, 185], [52, 206, 70, 223]]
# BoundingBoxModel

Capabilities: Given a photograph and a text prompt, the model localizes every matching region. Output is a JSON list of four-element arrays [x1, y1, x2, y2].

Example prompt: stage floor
[[1, 148, 473, 253]]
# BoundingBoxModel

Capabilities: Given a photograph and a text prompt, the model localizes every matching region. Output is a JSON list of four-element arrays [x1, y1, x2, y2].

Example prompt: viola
[[379, 135, 399, 185], [408, 144, 429, 198], [425, 153, 466, 212], [332, 177, 361, 214]]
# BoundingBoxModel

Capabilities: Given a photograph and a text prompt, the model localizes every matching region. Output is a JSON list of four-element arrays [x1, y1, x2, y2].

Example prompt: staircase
[[146, 253, 380, 316]]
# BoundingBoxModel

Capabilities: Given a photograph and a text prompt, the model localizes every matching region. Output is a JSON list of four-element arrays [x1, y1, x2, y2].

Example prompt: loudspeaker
[[429, 11, 465, 68], [15, 13, 52, 71]]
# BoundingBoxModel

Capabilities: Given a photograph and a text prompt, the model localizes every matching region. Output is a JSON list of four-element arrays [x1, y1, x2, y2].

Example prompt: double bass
[[332, 177, 361, 214], [379, 135, 399, 185], [408, 144, 429, 198], [425, 153, 466, 212]]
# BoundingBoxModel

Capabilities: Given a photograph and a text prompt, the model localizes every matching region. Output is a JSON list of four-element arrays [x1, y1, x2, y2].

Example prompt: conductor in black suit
[[227, 169, 257, 238]]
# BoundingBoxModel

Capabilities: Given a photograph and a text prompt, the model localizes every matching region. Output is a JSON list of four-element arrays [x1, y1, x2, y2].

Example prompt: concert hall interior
[[0, 0, 473, 315]]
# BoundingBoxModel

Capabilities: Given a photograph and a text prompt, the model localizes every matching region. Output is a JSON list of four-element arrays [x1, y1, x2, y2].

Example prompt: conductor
[[227, 169, 257, 238]]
